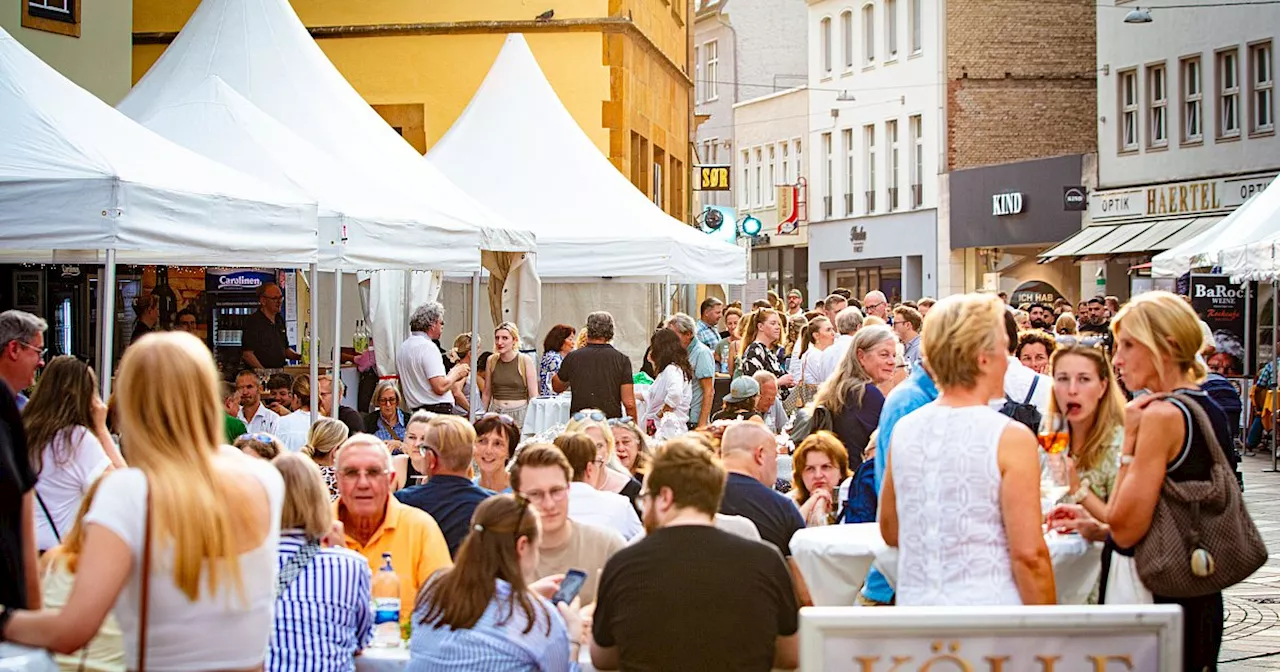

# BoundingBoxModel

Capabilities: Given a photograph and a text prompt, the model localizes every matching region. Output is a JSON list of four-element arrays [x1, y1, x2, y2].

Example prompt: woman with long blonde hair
[[305, 416, 350, 501], [483, 322, 538, 430], [814, 325, 898, 463], [2, 332, 285, 670], [1044, 345, 1125, 522]]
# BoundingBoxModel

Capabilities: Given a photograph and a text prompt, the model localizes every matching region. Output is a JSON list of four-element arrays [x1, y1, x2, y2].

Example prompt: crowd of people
[[0, 279, 1263, 671]]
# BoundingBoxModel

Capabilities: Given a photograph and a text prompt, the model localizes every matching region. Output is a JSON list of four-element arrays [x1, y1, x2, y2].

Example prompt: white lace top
[[890, 403, 1023, 606]]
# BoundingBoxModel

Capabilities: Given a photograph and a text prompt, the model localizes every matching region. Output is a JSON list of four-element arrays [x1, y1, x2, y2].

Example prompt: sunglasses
[[607, 416, 636, 427], [237, 433, 276, 443], [480, 412, 516, 424], [572, 410, 607, 422], [1055, 335, 1103, 348]]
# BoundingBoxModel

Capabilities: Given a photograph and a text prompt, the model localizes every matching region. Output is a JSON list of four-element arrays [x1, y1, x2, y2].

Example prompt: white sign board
[[800, 605, 1182, 671]]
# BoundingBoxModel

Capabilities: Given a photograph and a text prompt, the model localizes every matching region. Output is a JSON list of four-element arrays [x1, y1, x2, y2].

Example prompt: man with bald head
[[718, 422, 806, 555], [863, 290, 889, 320]]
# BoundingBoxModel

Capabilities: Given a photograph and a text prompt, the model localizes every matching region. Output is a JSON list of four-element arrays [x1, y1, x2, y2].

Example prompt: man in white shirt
[[555, 433, 642, 540], [991, 310, 1051, 419], [235, 370, 278, 434], [786, 289, 805, 318], [396, 302, 469, 414], [815, 307, 864, 383]]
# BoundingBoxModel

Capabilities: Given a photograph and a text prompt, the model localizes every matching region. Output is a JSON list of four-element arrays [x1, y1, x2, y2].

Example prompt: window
[[910, 0, 922, 55], [740, 150, 750, 209], [671, 157, 685, 220], [862, 5, 876, 66], [795, 139, 803, 183], [887, 120, 900, 210], [653, 146, 666, 210], [1120, 69, 1139, 151], [843, 129, 855, 215], [823, 17, 835, 75], [22, 0, 79, 37], [694, 46, 702, 104], [705, 40, 720, 101], [864, 124, 877, 213], [1218, 48, 1240, 139], [886, 0, 899, 61], [1250, 41, 1274, 134], [838, 13, 851, 71], [909, 115, 923, 208], [1148, 63, 1168, 148], [1181, 57, 1203, 143], [767, 145, 777, 205], [781, 142, 791, 183], [821, 133, 833, 218], [754, 148, 764, 207]]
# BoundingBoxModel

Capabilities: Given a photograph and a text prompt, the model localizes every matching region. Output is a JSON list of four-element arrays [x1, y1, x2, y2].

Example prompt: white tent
[[0, 27, 317, 266], [1153, 175, 1280, 278], [426, 34, 747, 284], [1219, 177, 1280, 281]]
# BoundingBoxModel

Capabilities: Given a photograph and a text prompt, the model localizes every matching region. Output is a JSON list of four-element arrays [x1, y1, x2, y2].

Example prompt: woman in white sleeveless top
[[880, 294, 1056, 606], [2, 332, 284, 671]]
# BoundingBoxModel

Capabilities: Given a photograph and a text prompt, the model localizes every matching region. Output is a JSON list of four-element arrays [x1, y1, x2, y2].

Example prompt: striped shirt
[[407, 579, 577, 672], [268, 531, 374, 672]]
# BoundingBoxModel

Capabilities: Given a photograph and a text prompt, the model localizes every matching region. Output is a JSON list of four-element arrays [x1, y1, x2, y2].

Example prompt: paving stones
[[1222, 453, 1280, 669]]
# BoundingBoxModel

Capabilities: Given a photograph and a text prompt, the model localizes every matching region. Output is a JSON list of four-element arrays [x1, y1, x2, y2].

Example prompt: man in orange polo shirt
[[334, 434, 451, 623]]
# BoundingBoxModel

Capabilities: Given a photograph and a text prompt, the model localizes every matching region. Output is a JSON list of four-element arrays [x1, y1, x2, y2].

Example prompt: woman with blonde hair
[[795, 316, 836, 405], [1, 332, 286, 669], [483, 322, 538, 430], [267, 453, 372, 669], [448, 333, 476, 415], [880, 294, 1055, 606], [815, 325, 898, 463], [716, 306, 745, 375], [234, 432, 285, 461], [1055, 313, 1078, 337], [305, 417, 350, 501], [565, 410, 642, 506], [790, 432, 851, 527], [1044, 345, 1125, 522]]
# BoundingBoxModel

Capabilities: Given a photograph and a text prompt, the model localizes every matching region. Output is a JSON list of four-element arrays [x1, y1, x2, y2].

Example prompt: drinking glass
[[1038, 417, 1071, 517]]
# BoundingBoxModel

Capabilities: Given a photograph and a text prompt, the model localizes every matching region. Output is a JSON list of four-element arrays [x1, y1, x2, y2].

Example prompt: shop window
[[22, 0, 79, 38], [863, 124, 876, 213], [1250, 41, 1274, 135], [1181, 56, 1203, 144]]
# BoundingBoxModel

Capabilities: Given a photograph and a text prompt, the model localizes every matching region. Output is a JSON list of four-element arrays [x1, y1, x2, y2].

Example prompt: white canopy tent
[[1152, 176, 1280, 278], [1218, 177, 1280, 281], [0, 26, 318, 396]]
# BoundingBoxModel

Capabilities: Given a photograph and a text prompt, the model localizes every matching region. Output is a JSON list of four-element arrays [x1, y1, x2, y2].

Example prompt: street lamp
[[1124, 7, 1153, 23]]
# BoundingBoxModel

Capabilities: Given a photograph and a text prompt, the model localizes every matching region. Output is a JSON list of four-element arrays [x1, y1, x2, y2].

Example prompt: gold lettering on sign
[[1179, 185, 1189, 213], [1147, 188, 1157, 215], [1036, 655, 1063, 672], [984, 656, 1011, 671], [855, 656, 882, 671], [1089, 654, 1136, 671], [919, 641, 972, 672], [699, 166, 730, 191], [1146, 180, 1226, 215]]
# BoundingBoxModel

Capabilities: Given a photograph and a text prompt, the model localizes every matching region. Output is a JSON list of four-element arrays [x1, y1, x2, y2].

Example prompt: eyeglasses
[[377, 397, 399, 406], [338, 467, 390, 481], [237, 433, 275, 443], [480, 412, 516, 424], [262, 295, 283, 302], [572, 410, 607, 423], [15, 341, 46, 359], [518, 485, 569, 504]]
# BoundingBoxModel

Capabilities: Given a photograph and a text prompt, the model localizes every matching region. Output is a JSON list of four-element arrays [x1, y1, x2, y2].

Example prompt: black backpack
[[789, 403, 835, 446], [999, 377, 1042, 431]]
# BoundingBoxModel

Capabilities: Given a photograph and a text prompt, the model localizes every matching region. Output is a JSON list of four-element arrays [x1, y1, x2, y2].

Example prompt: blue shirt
[[696, 320, 721, 351], [408, 578, 576, 672], [687, 340, 716, 424], [396, 475, 494, 558], [719, 472, 806, 556], [862, 366, 938, 603], [371, 409, 407, 443], [267, 531, 373, 672]]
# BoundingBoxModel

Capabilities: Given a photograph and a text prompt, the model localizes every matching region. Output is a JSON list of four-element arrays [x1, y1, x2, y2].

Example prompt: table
[[521, 385, 652, 437], [0, 644, 56, 672], [354, 645, 597, 671], [791, 523, 1103, 606]]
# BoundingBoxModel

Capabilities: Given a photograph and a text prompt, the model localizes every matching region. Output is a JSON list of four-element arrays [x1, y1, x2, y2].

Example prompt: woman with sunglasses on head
[[235, 432, 285, 461], [483, 322, 539, 432], [408, 495, 584, 671], [473, 413, 520, 494], [1, 332, 286, 670], [24, 356, 127, 554], [304, 417, 350, 502], [566, 410, 643, 509], [609, 418, 651, 477]]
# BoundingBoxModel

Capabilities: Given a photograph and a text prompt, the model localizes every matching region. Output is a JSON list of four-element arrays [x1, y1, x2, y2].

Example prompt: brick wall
[[946, 0, 1098, 171]]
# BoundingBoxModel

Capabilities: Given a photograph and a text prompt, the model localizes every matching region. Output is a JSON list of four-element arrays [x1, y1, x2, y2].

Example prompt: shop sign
[[992, 192, 1024, 216], [1090, 172, 1278, 221], [1190, 274, 1254, 375], [696, 165, 731, 191], [207, 268, 276, 292], [1063, 186, 1087, 211], [1011, 280, 1063, 307], [850, 225, 868, 253]]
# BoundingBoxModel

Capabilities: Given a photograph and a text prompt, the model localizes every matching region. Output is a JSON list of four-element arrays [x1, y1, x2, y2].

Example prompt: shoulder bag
[[1133, 393, 1267, 598], [136, 485, 153, 671]]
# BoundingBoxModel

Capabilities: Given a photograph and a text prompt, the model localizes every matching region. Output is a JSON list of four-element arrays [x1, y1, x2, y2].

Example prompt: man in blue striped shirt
[[696, 298, 724, 351]]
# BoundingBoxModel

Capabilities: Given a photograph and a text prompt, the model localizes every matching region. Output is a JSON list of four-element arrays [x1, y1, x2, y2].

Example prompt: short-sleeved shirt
[[556, 343, 633, 417], [34, 426, 112, 551], [535, 520, 625, 606], [696, 320, 721, 350], [337, 496, 452, 625], [0, 383, 35, 608], [242, 310, 290, 369], [687, 340, 716, 424], [395, 475, 494, 558], [593, 525, 798, 672], [397, 332, 451, 409], [719, 473, 806, 556]]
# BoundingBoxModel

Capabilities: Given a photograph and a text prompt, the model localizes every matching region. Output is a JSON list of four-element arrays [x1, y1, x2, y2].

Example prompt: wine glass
[[1037, 417, 1071, 518]]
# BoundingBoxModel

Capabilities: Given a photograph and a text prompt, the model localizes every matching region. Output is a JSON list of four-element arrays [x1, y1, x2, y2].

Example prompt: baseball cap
[[723, 376, 761, 403], [788, 289, 803, 299]]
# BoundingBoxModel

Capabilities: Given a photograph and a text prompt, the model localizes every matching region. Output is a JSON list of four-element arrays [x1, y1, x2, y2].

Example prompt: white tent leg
[[470, 271, 481, 420], [663, 275, 672, 317], [332, 268, 342, 419], [100, 249, 117, 400], [309, 263, 320, 427]]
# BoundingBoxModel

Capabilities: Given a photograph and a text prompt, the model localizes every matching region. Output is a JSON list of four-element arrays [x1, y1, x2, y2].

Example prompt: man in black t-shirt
[[592, 438, 798, 672], [718, 421, 806, 556], [552, 311, 635, 419], [0, 382, 38, 609], [241, 282, 298, 370]]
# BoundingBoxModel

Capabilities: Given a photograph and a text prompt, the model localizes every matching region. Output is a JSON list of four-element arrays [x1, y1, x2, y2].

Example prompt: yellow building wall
[[132, 0, 692, 222], [1, 0, 133, 104]]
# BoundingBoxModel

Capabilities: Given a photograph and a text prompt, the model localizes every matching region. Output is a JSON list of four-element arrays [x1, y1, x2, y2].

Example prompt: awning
[[1038, 216, 1224, 260]]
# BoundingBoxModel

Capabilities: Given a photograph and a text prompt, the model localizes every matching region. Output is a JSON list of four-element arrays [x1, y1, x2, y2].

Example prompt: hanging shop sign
[[1190, 274, 1255, 375], [696, 164, 731, 191], [1063, 186, 1087, 211]]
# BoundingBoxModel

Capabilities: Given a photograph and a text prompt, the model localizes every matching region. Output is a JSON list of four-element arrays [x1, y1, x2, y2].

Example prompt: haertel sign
[[1090, 172, 1277, 221]]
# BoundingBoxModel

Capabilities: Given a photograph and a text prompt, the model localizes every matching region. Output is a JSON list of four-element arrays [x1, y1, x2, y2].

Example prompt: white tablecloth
[[0, 644, 56, 672], [354, 645, 597, 671], [791, 523, 1103, 606], [525, 395, 571, 436]]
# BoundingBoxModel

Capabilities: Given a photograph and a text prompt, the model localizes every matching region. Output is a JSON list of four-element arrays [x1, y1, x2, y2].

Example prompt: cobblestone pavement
[[1221, 453, 1280, 670]]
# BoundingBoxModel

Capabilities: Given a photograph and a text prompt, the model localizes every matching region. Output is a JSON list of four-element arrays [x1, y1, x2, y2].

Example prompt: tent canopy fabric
[[0, 26, 318, 265], [1218, 177, 1280, 281], [126, 75, 483, 272], [427, 34, 747, 284], [117, 0, 534, 262], [1152, 175, 1278, 279]]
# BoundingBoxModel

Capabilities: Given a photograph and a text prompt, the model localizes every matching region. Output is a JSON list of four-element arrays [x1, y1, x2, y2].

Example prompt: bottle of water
[[371, 553, 401, 647], [301, 323, 310, 365]]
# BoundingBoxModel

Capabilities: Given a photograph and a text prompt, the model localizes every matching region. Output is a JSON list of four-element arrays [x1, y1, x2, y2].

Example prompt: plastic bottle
[[371, 553, 401, 647], [301, 323, 311, 365]]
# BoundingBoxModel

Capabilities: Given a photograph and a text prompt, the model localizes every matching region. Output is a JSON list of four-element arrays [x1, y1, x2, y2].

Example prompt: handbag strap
[[35, 490, 60, 544], [1162, 392, 1229, 469], [138, 485, 152, 672], [276, 540, 322, 597]]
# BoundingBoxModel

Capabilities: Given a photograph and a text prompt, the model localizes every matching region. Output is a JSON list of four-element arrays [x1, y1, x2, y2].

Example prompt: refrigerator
[[205, 268, 284, 374]]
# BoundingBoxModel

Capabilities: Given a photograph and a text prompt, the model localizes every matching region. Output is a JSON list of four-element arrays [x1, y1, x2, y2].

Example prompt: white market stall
[[426, 34, 748, 361], [118, 0, 541, 410], [1152, 175, 1280, 279], [0, 26, 319, 397]]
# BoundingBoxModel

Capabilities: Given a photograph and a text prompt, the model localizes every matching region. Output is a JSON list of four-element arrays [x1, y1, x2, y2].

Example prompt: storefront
[[948, 154, 1089, 305], [806, 209, 937, 304], [1041, 170, 1278, 300]]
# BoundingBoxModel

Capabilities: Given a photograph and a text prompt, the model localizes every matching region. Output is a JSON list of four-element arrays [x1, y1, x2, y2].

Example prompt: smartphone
[[552, 569, 588, 605]]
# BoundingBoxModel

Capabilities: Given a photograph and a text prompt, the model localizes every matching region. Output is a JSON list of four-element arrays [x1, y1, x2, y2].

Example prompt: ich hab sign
[[800, 605, 1182, 671]]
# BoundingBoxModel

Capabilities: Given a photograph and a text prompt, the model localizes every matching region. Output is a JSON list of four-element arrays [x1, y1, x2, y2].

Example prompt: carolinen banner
[[1190, 274, 1254, 375]]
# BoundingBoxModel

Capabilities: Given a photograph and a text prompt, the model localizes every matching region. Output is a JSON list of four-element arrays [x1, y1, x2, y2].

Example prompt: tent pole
[[100, 249, 117, 400], [663, 275, 672, 318], [309, 263, 319, 427], [470, 271, 481, 421], [332, 268, 342, 419], [1271, 279, 1278, 472]]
